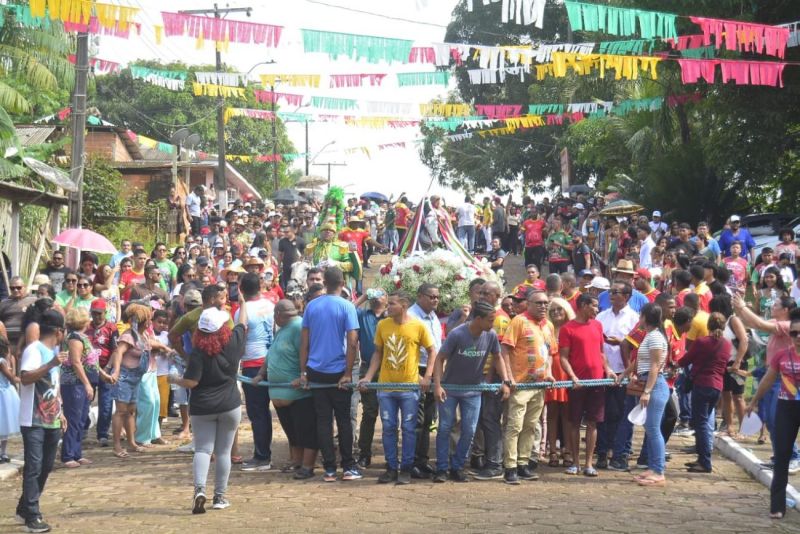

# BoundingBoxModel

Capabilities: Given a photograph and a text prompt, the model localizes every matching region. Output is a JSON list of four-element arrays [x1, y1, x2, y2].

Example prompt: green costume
[[305, 237, 362, 292]]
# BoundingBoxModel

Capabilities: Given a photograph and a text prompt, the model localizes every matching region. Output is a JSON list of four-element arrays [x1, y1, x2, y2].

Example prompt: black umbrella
[[272, 189, 305, 203]]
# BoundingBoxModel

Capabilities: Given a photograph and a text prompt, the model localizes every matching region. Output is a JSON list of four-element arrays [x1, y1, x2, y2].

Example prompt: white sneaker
[[177, 443, 195, 453], [789, 460, 800, 474]]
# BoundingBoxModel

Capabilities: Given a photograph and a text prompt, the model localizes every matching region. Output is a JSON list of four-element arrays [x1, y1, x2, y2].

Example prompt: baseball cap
[[730, 215, 741, 222], [198, 308, 230, 333], [90, 298, 107, 312], [579, 269, 594, 278], [574, 203, 585, 210], [196, 256, 210, 266], [512, 286, 533, 300], [584, 276, 611, 290], [183, 289, 202, 307], [634, 268, 651, 279], [652, 210, 661, 218]]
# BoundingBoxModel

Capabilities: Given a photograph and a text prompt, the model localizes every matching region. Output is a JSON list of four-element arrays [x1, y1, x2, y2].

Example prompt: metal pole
[[68, 32, 90, 228], [304, 120, 309, 175]]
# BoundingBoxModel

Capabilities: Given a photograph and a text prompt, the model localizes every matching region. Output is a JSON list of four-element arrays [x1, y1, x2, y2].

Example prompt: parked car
[[750, 215, 800, 260]]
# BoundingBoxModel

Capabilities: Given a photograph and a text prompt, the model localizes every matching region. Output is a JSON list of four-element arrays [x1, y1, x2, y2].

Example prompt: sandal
[[231, 455, 243, 465], [583, 466, 598, 477], [77, 458, 93, 465], [151, 438, 168, 445], [128, 445, 145, 453], [113, 450, 129, 458], [564, 465, 579, 475], [637, 475, 666, 487], [758, 437, 767, 445], [770, 512, 784, 519], [548, 453, 560, 468], [281, 463, 301, 473], [562, 452, 574, 467], [63, 460, 81, 468]]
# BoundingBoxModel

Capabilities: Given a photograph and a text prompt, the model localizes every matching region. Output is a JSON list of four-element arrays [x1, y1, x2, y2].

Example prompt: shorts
[[568, 386, 606, 424], [275, 396, 318, 450], [173, 386, 189, 406], [111, 367, 144, 404], [723, 360, 748, 395]]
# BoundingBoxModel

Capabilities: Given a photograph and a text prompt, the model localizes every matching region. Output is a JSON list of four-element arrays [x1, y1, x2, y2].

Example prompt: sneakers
[[177, 443, 195, 453], [449, 469, 469, 482], [212, 495, 230, 510], [469, 455, 486, 471], [433, 470, 448, 483], [357, 456, 371, 469], [378, 469, 398, 484], [97, 437, 109, 447], [342, 468, 363, 481], [241, 459, 272, 472], [15, 513, 26, 525], [595, 454, 608, 470], [411, 464, 434, 479], [789, 460, 800, 474], [323, 470, 337, 482], [504, 468, 520, 485], [473, 466, 504, 480], [25, 518, 51, 533], [673, 425, 694, 436], [761, 460, 775, 470], [293, 467, 315, 480], [608, 458, 629, 472], [192, 487, 207, 515], [396, 469, 412, 485], [517, 465, 539, 481]]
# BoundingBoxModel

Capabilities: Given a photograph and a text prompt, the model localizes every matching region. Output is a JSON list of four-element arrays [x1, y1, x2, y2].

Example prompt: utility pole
[[271, 84, 278, 191], [68, 32, 90, 229], [179, 4, 252, 213], [312, 162, 347, 188]]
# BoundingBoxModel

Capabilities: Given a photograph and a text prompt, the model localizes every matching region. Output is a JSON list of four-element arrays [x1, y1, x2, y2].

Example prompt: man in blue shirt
[[300, 267, 362, 482], [597, 260, 649, 312], [408, 282, 443, 478], [354, 289, 387, 467], [718, 215, 756, 263]]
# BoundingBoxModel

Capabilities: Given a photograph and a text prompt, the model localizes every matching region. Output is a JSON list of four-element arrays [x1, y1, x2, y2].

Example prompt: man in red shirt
[[520, 210, 547, 271], [394, 197, 411, 244], [338, 216, 386, 263], [673, 269, 692, 308], [86, 299, 118, 446], [559, 293, 617, 477], [634, 268, 661, 303]]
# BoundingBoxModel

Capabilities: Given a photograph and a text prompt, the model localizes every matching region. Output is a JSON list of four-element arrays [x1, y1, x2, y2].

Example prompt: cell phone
[[228, 281, 238, 302]]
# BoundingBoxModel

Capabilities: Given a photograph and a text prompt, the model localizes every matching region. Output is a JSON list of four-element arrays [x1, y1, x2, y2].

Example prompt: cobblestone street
[[1, 418, 800, 533]]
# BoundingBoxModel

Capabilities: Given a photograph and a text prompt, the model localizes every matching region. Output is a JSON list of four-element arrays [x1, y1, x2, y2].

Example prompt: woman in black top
[[169, 292, 248, 514]]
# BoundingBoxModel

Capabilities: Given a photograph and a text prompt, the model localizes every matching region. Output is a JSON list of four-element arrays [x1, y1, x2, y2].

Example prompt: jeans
[[457, 225, 475, 252], [60, 383, 88, 462], [691, 386, 720, 470], [612, 394, 638, 460], [478, 390, 505, 469], [384, 228, 399, 252], [763, 380, 800, 461], [676, 372, 692, 424], [596, 386, 626, 456], [96, 380, 114, 440], [17, 426, 61, 522], [191, 407, 241, 496], [414, 388, 436, 467], [357, 362, 379, 459], [639, 389, 679, 464], [436, 393, 481, 472], [772, 399, 800, 515], [642, 375, 669, 475], [378, 391, 419, 471], [524, 245, 547, 271], [503, 389, 545, 468], [241, 366, 272, 462], [308, 368, 356, 472]]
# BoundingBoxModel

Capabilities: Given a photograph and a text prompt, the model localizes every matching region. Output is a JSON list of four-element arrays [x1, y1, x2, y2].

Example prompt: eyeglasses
[[77, 283, 91, 288], [423, 294, 440, 300], [790, 331, 800, 338], [65, 279, 78, 283], [157, 248, 167, 252], [10, 286, 22, 290]]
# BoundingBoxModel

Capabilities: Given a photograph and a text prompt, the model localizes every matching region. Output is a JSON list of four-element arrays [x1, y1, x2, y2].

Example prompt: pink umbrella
[[52, 228, 118, 254]]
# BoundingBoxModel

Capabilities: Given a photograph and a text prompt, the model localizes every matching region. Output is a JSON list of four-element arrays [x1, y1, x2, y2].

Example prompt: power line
[[303, 0, 449, 29]]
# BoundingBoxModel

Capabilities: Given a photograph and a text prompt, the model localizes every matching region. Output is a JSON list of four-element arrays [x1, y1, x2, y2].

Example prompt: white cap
[[574, 203, 585, 210], [652, 210, 661, 217], [198, 308, 230, 334], [584, 276, 611, 290], [730, 214, 741, 222]]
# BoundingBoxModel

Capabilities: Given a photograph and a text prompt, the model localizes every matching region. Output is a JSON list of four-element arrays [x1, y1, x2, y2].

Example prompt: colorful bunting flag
[[161, 11, 282, 47], [301, 29, 413, 64], [564, 1, 677, 39], [466, 0, 546, 28], [130, 66, 187, 90], [195, 71, 248, 87], [396, 71, 451, 87], [329, 74, 387, 88], [192, 82, 245, 98], [689, 16, 790, 59], [259, 74, 321, 88], [310, 96, 358, 110]]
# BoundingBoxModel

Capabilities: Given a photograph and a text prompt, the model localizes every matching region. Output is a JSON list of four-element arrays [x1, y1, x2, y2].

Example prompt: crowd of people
[[1, 188, 799, 532]]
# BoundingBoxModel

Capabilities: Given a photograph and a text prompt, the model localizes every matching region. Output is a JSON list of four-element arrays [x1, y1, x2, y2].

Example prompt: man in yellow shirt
[[683, 293, 709, 350], [359, 291, 436, 485]]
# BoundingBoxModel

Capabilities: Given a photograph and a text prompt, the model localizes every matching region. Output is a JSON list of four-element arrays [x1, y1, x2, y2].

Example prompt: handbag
[[625, 377, 646, 396]]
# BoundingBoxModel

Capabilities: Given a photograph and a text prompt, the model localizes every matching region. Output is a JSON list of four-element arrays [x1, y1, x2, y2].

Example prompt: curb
[[0, 459, 23, 482], [715, 434, 800, 511]]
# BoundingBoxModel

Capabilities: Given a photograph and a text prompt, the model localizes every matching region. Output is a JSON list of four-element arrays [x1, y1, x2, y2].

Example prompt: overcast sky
[[100, 0, 478, 204]]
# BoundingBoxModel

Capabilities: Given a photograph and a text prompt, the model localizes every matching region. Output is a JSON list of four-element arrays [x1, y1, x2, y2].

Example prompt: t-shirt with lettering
[[302, 295, 359, 374], [374, 317, 434, 387], [770, 347, 800, 401], [558, 319, 605, 380], [440, 323, 500, 394], [19, 341, 62, 428], [723, 256, 749, 293], [522, 219, 546, 248], [502, 312, 557, 383], [547, 230, 571, 263]]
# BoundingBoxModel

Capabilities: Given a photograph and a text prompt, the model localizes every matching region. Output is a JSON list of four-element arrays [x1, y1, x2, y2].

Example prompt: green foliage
[[81, 157, 125, 230], [423, 0, 800, 225], [90, 61, 297, 199]]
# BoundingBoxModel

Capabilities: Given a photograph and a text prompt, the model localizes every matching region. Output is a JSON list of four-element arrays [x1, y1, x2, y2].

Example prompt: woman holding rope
[[169, 288, 248, 514]]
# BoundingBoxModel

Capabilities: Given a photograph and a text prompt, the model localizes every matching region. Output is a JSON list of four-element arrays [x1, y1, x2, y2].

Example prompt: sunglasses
[[790, 331, 800, 338], [77, 283, 91, 288], [10, 285, 23, 290]]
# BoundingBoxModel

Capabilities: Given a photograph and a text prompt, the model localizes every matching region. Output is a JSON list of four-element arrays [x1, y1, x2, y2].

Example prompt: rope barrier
[[238, 375, 630, 391]]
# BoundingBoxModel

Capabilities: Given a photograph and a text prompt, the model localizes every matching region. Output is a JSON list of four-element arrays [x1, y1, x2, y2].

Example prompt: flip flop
[[231, 456, 243, 465], [77, 458, 93, 465], [113, 450, 129, 459], [770, 512, 784, 519], [583, 467, 598, 477], [637, 476, 666, 487], [564, 465, 579, 475], [128, 445, 146, 453], [151, 438, 168, 445], [63, 460, 81, 468]]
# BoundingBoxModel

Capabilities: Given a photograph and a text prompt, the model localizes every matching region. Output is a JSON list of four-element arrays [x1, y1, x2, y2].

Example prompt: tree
[[421, 0, 800, 225], [90, 60, 297, 198], [81, 156, 125, 230]]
